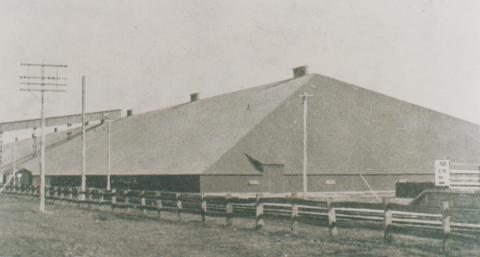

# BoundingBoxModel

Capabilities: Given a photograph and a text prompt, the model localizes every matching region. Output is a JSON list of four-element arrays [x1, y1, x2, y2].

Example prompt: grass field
[[0, 197, 478, 257]]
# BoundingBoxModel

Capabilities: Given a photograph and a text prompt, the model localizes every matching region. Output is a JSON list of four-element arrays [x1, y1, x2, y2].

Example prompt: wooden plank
[[449, 181, 480, 186], [392, 218, 442, 225], [336, 207, 384, 214], [336, 213, 384, 221], [451, 222, 480, 229], [451, 162, 480, 167], [390, 210, 442, 218], [450, 170, 480, 174]]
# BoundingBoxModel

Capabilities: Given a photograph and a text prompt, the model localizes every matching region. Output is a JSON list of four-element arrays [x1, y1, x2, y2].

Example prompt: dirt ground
[[0, 197, 478, 257]]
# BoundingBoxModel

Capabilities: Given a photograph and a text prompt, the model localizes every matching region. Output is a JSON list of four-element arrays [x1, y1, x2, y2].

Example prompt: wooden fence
[[2, 184, 480, 251], [435, 160, 480, 190]]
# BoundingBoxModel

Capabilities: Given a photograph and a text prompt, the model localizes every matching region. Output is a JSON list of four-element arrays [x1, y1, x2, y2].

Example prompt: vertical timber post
[[111, 189, 117, 210], [200, 193, 207, 223], [442, 201, 451, 252], [176, 193, 183, 220], [140, 191, 146, 216], [256, 193, 264, 230], [384, 198, 392, 242], [124, 190, 130, 213], [226, 194, 233, 227], [156, 192, 163, 218], [290, 192, 299, 233], [327, 197, 338, 236]]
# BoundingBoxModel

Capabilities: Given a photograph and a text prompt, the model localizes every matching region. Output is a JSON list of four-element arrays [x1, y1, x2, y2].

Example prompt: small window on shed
[[248, 180, 259, 186], [325, 179, 336, 185]]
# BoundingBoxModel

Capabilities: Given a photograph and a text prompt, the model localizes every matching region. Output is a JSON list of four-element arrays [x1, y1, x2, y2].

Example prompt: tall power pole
[[20, 62, 67, 213], [12, 138, 17, 185], [106, 118, 112, 191], [80, 76, 87, 199], [299, 92, 313, 197]]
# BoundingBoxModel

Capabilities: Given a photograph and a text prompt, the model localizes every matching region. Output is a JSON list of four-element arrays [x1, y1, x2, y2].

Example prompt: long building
[[7, 67, 480, 193]]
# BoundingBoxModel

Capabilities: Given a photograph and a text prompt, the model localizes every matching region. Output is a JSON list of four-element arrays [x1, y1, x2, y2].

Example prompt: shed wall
[[200, 173, 433, 193]]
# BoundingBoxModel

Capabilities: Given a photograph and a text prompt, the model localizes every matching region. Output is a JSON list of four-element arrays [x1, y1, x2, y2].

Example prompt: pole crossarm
[[20, 63, 67, 68], [20, 76, 67, 80], [20, 88, 67, 92], [21, 82, 67, 86], [0, 109, 121, 132]]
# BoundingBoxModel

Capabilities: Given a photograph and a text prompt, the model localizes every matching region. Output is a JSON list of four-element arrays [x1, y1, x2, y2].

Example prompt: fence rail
[[1, 184, 480, 250]]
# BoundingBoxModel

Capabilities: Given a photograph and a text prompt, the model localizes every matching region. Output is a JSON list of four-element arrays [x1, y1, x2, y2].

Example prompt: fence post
[[290, 193, 299, 233], [87, 189, 93, 208], [99, 189, 105, 204], [124, 190, 130, 213], [442, 201, 451, 252], [156, 192, 163, 218], [78, 186, 85, 204], [60, 187, 65, 202], [256, 193, 264, 230], [384, 198, 392, 242], [176, 193, 183, 220], [226, 194, 233, 227], [68, 187, 73, 202], [327, 197, 338, 236], [200, 193, 207, 223], [140, 191, 147, 216], [111, 189, 117, 210], [52, 187, 58, 204]]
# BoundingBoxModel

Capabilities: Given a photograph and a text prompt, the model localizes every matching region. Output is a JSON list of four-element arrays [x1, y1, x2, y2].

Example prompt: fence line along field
[[2, 184, 480, 256], [3, 197, 471, 257]]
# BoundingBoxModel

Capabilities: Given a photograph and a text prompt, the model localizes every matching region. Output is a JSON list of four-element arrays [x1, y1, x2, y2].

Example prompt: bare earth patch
[[0, 197, 477, 257]]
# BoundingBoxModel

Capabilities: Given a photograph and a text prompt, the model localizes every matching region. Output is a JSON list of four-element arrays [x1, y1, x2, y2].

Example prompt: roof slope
[[19, 75, 312, 175], [206, 74, 480, 175]]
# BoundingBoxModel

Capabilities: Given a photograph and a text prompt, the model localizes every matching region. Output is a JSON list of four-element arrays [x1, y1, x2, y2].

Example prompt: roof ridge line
[[117, 78, 294, 121]]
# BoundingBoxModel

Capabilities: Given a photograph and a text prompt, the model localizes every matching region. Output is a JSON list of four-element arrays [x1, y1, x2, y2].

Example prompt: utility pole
[[80, 76, 86, 199], [20, 62, 67, 213], [106, 118, 112, 191], [0, 131, 3, 182], [12, 138, 17, 185], [299, 92, 313, 197]]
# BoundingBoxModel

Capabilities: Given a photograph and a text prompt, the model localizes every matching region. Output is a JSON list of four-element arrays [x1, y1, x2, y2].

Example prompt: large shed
[[13, 70, 480, 193]]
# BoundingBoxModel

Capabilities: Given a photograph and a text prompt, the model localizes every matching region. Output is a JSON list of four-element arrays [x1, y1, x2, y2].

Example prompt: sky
[[1, 0, 480, 142]]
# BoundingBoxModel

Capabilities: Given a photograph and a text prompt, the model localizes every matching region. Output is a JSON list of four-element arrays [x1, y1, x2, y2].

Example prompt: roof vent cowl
[[293, 66, 309, 78], [190, 93, 199, 102]]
